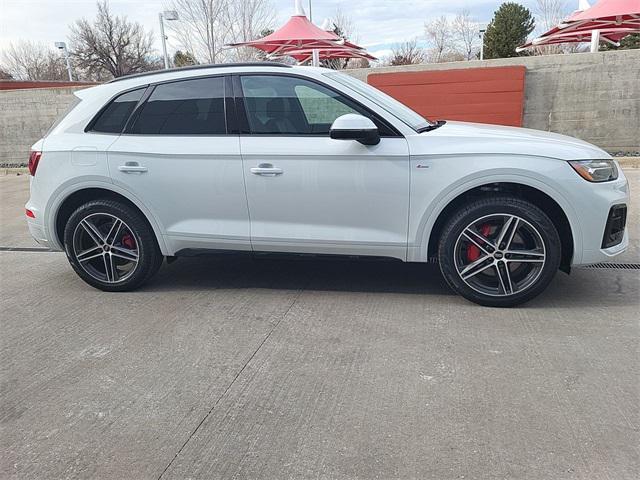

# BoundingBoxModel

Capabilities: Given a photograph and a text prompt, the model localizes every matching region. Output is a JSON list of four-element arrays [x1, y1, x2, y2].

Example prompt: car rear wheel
[[63, 199, 163, 291], [438, 196, 561, 307]]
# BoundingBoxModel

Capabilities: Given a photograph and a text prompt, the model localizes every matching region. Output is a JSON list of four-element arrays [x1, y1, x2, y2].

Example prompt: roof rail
[[108, 62, 292, 83]]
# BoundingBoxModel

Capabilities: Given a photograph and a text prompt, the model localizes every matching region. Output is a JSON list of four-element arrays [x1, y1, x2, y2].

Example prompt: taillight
[[28, 151, 42, 176]]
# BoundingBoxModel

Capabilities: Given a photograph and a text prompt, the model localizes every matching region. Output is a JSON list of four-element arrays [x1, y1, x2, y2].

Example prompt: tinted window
[[131, 77, 226, 135], [91, 88, 144, 133], [240, 75, 392, 136]]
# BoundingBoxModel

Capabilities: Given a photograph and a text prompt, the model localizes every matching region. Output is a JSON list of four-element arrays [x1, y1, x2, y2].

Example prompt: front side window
[[91, 88, 144, 134], [240, 75, 393, 136], [130, 76, 226, 135]]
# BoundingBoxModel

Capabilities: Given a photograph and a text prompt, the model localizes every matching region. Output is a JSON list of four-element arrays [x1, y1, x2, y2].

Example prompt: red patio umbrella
[[283, 46, 377, 63], [268, 18, 377, 63], [228, 0, 374, 65], [517, 0, 640, 52]]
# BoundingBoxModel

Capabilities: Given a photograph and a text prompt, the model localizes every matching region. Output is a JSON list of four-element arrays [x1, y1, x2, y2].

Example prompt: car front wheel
[[438, 196, 562, 307], [63, 199, 163, 291]]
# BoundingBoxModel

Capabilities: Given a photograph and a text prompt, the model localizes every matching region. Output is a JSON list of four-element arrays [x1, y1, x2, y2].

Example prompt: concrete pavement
[[1, 172, 638, 479]]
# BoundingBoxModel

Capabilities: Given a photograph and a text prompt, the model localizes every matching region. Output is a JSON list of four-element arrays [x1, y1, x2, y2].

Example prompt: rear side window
[[91, 88, 145, 133], [130, 77, 226, 135]]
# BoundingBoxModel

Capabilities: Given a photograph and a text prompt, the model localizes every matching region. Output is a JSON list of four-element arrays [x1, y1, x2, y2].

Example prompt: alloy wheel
[[453, 213, 546, 297], [72, 213, 140, 284]]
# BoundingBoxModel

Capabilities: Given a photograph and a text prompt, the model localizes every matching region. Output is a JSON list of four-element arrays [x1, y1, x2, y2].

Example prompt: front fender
[[407, 160, 584, 264]]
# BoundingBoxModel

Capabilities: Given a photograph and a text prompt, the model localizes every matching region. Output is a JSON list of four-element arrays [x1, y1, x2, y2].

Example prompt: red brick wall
[[0, 80, 98, 91], [368, 66, 526, 127]]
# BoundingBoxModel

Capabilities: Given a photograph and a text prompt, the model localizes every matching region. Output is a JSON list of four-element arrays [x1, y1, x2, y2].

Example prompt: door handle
[[250, 163, 283, 176], [118, 162, 148, 174]]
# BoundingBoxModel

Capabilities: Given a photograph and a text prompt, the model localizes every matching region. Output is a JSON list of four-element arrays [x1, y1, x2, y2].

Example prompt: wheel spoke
[[496, 262, 513, 295], [461, 260, 495, 280], [77, 246, 103, 262], [110, 251, 137, 262], [80, 219, 104, 246], [459, 254, 492, 278], [497, 216, 519, 250], [103, 254, 118, 282], [463, 229, 494, 255], [105, 219, 123, 246], [506, 250, 545, 263], [110, 245, 139, 261]]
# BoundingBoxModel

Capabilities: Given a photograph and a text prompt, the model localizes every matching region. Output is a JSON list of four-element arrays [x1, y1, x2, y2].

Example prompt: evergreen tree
[[600, 33, 640, 51], [173, 51, 198, 67], [484, 2, 535, 59]]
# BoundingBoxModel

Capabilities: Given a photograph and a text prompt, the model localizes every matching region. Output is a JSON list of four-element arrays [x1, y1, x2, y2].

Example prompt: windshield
[[324, 71, 433, 132]]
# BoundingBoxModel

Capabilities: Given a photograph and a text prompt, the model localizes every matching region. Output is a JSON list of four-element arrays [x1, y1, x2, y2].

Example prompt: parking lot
[[1, 171, 638, 479]]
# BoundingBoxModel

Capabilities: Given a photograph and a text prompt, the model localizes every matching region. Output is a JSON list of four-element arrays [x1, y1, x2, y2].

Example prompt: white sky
[[0, 0, 560, 60]]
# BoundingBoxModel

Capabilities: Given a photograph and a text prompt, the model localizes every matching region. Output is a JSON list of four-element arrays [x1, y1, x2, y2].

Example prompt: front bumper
[[571, 168, 630, 265]]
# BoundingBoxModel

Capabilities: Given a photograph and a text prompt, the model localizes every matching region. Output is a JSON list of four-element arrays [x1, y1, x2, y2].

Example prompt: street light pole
[[159, 10, 179, 69], [55, 42, 73, 81], [479, 28, 486, 61], [308, 0, 312, 21]]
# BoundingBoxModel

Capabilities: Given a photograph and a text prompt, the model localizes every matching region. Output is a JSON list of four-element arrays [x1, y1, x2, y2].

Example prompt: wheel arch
[[424, 181, 576, 273], [50, 185, 169, 255]]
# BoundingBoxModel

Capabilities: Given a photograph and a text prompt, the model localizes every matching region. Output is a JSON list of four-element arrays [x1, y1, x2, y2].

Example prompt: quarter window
[[91, 88, 144, 134], [240, 75, 393, 136], [130, 76, 226, 135]]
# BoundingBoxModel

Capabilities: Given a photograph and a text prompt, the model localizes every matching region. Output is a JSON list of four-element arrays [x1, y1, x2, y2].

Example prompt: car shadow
[[141, 253, 640, 309], [145, 254, 455, 296]]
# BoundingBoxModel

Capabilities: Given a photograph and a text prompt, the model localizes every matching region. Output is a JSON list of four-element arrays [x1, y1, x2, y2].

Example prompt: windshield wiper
[[417, 120, 446, 133]]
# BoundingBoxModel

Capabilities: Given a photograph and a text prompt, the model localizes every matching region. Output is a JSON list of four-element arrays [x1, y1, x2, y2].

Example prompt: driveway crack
[[157, 287, 305, 480]]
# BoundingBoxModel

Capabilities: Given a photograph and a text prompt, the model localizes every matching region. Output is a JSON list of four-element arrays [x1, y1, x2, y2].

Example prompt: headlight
[[568, 159, 618, 182]]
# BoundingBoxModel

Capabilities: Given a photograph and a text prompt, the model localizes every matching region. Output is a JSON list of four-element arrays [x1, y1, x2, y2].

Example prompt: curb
[[616, 157, 640, 169]]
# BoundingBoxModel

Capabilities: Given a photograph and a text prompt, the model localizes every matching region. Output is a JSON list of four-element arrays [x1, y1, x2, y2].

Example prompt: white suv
[[26, 63, 629, 306]]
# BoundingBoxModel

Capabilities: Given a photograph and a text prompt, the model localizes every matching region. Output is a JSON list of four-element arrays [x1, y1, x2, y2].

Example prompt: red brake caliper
[[121, 233, 136, 250], [466, 224, 491, 262]]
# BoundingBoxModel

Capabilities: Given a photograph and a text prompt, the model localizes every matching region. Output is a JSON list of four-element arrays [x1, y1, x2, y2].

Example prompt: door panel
[[105, 75, 249, 254], [237, 73, 410, 259], [241, 136, 410, 259], [107, 136, 249, 253]]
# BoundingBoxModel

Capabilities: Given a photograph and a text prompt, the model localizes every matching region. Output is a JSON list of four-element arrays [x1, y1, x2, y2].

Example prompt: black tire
[[438, 196, 561, 307], [63, 199, 163, 292]]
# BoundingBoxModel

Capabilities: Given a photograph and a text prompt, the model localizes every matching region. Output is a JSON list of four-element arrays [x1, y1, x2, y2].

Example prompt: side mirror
[[330, 114, 380, 146]]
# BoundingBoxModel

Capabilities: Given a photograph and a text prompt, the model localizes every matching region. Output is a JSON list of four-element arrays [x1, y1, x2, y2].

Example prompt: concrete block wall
[[0, 87, 84, 166], [347, 49, 640, 154], [0, 50, 638, 166]]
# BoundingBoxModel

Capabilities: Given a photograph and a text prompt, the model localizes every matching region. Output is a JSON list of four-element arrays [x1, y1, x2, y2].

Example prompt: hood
[[417, 121, 609, 161]]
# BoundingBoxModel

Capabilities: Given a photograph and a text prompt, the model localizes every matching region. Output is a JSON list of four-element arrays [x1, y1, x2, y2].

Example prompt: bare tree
[[164, 0, 228, 64], [348, 58, 371, 69], [425, 15, 453, 63], [0, 67, 12, 80], [69, 0, 158, 78], [226, 0, 275, 61], [453, 9, 479, 60], [536, 0, 567, 31], [320, 7, 359, 70], [332, 6, 357, 43], [386, 39, 425, 66], [534, 1, 576, 54], [165, 0, 273, 64], [1, 41, 68, 80]]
